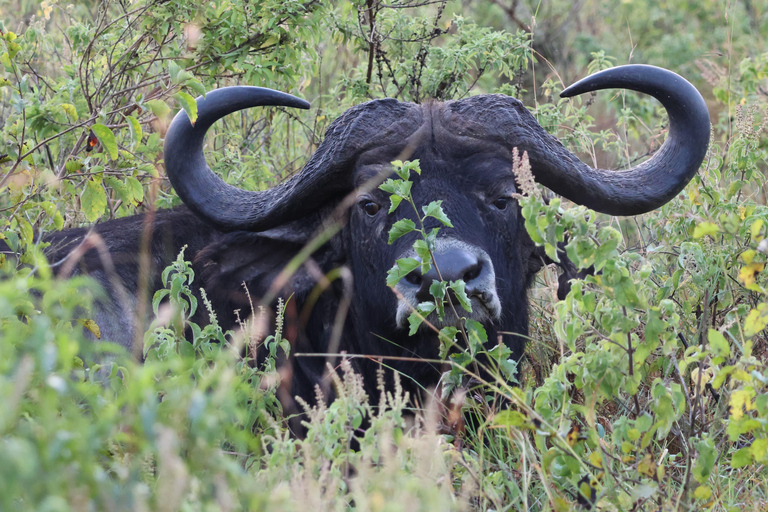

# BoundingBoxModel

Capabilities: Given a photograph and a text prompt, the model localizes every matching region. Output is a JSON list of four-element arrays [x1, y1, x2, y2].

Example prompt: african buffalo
[[42, 65, 709, 412]]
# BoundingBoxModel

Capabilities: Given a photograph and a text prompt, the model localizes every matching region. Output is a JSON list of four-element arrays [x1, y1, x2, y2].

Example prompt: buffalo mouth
[[393, 239, 502, 330]]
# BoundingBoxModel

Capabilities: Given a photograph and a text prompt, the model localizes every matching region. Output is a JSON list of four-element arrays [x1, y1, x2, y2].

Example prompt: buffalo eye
[[493, 197, 510, 210], [361, 200, 381, 217]]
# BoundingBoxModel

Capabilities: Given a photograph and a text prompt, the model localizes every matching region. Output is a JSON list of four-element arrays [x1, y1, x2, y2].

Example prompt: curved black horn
[[527, 65, 710, 216], [164, 86, 319, 232]]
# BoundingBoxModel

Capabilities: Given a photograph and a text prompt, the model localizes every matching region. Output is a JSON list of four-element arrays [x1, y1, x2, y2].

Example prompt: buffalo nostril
[[404, 271, 422, 287], [463, 261, 483, 283]]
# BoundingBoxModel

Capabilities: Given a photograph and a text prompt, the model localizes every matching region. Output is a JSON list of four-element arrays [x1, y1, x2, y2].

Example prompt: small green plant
[[381, 159, 519, 398]]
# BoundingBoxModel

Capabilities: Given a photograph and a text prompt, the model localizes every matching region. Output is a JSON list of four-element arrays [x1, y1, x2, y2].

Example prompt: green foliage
[[2, 0, 768, 510], [0, 256, 289, 510], [332, 3, 531, 102], [0, 254, 472, 511], [495, 52, 768, 507], [0, 0, 328, 256]]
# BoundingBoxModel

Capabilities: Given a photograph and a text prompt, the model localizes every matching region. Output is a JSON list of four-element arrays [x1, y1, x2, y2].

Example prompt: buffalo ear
[[527, 241, 592, 300], [194, 215, 341, 315]]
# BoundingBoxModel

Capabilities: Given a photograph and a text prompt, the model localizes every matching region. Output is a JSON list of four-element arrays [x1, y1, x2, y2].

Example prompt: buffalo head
[[161, 65, 708, 403]]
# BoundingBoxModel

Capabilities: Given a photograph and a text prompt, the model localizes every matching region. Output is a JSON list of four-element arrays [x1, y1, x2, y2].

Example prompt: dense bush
[[1, 0, 767, 510]]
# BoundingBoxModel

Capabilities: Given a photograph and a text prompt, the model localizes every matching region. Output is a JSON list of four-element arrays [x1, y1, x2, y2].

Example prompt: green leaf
[[429, 280, 446, 300], [487, 343, 518, 382], [731, 447, 753, 468], [185, 78, 207, 97], [140, 162, 159, 178], [146, 99, 171, 121], [749, 438, 768, 464], [493, 410, 526, 427], [15, 215, 32, 247], [430, 280, 447, 318], [152, 289, 170, 316], [7, 41, 21, 59], [693, 486, 712, 501], [413, 239, 433, 274], [60, 103, 78, 121], [392, 159, 420, 179], [593, 227, 620, 268], [449, 280, 472, 312], [39, 201, 56, 219], [105, 176, 131, 205], [386, 258, 421, 287], [439, 326, 458, 341], [693, 221, 719, 239], [744, 303, 768, 337], [178, 339, 195, 358], [465, 319, 487, 356], [692, 438, 716, 483], [0, 52, 12, 71], [81, 178, 107, 222], [544, 242, 560, 263], [388, 219, 416, 244], [438, 325, 458, 359], [422, 200, 453, 227], [425, 227, 439, 248], [65, 159, 83, 173], [126, 177, 144, 204], [380, 178, 412, 201], [174, 91, 198, 125], [388, 194, 403, 213], [178, 69, 195, 84], [408, 302, 436, 335], [635, 413, 653, 433], [77, 318, 101, 339], [651, 380, 682, 439], [90, 124, 118, 160], [125, 114, 142, 146], [708, 329, 730, 359], [379, 178, 399, 194], [169, 61, 182, 82]]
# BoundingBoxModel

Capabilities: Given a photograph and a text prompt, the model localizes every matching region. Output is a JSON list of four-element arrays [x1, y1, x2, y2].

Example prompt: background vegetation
[[0, 0, 767, 510]]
